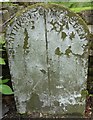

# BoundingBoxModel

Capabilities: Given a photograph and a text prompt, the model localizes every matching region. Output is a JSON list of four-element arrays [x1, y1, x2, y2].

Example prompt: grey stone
[[0, 11, 2, 25], [7, 6, 18, 16], [6, 3, 90, 116], [2, 10, 10, 23], [81, 10, 93, 25], [88, 25, 93, 34]]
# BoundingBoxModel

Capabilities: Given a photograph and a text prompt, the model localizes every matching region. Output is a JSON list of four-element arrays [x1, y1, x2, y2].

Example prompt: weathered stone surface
[[2, 10, 10, 23], [0, 11, 2, 25], [88, 25, 93, 34], [80, 10, 93, 25], [6, 4, 89, 116], [7, 6, 18, 16]]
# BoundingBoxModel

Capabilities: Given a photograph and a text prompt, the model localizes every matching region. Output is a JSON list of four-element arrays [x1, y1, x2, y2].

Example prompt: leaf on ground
[[0, 79, 10, 84], [0, 57, 5, 65], [0, 85, 13, 95], [0, 35, 5, 44]]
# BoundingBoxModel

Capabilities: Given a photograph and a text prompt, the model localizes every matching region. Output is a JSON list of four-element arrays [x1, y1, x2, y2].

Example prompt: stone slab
[[6, 3, 89, 116]]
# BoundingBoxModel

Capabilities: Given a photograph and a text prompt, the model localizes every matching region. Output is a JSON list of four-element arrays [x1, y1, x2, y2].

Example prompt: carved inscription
[[6, 4, 89, 115]]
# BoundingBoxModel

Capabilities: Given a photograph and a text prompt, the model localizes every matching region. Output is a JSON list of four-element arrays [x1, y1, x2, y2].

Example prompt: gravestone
[[6, 3, 89, 116]]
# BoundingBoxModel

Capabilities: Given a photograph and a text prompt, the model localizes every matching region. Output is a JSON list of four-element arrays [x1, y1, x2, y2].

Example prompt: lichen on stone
[[23, 28, 29, 54], [6, 3, 90, 115]]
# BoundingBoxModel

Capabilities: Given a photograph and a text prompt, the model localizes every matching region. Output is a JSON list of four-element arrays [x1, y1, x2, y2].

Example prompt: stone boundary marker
[[6, 3, 90, 117]]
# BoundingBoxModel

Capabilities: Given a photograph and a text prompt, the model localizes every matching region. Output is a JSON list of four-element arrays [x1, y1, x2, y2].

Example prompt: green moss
[[65, 46, 72, 57], [88, 34, 93, 50], [55, 47, 63, 56], [69, 31, 75, 40], [12, 50, 15, 59], [66, 22, 69, 30], [61, 32, 67, 40], [8, 3, 89, 37], [0, 35, 5, 44], [27, 92, 43, 111], [7, 3, 90, 57], [23, 28, 29, 52]]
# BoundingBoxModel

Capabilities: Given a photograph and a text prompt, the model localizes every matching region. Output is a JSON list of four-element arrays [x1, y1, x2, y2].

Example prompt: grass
[[70, 6, 93, 13], [1, 2, 93, 13], [49, 2, 93, 13]]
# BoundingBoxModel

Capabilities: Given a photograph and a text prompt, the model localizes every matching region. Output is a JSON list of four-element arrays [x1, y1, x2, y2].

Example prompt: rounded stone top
[[6, 3, 90, 115], [8, 3, 89, 33]]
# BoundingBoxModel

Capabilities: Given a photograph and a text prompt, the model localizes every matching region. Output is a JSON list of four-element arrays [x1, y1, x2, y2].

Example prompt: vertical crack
[[44, 10, 51, 106], [23, 28, 28, 72]]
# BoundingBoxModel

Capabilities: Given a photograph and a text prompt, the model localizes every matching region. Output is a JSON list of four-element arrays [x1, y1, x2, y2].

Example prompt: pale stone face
[[6, 4, 89, 116]]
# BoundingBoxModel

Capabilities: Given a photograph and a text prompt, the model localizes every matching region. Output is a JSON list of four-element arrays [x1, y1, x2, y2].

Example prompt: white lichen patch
[[6, 4, 89, 115]]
